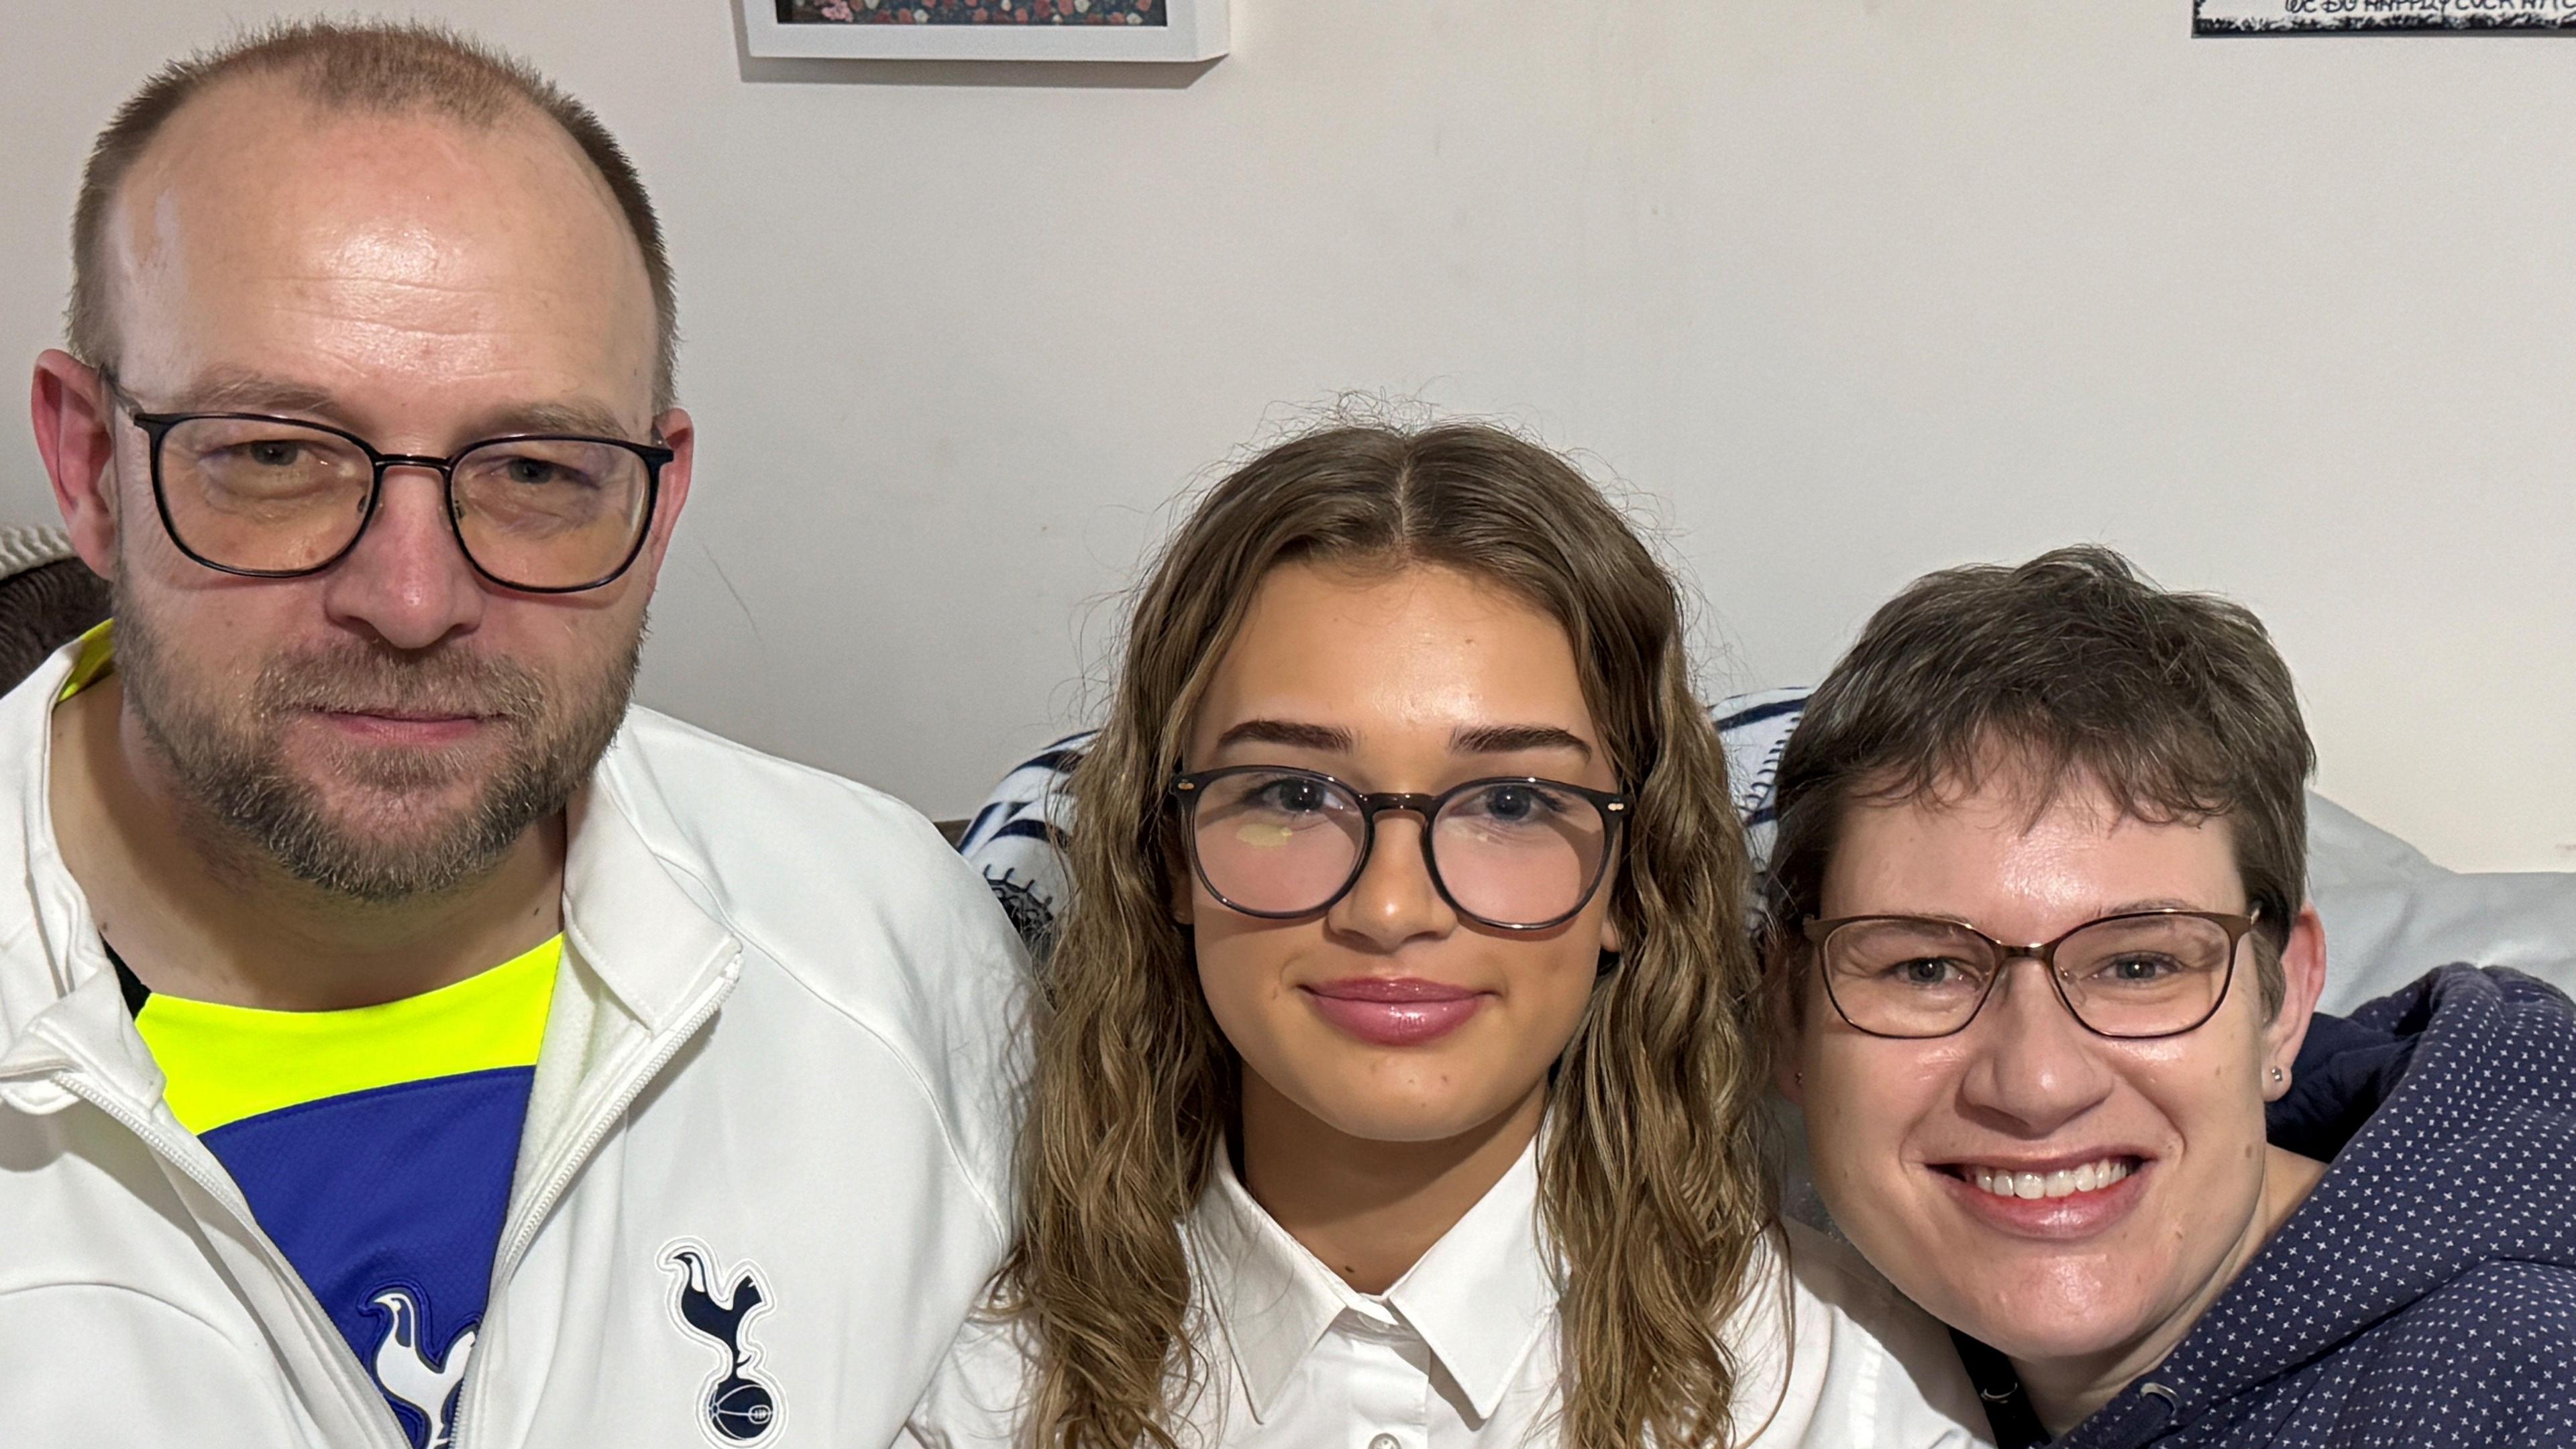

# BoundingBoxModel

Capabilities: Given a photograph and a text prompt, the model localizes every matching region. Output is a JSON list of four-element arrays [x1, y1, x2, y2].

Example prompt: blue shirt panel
[[200, 1066, 533, 1446]]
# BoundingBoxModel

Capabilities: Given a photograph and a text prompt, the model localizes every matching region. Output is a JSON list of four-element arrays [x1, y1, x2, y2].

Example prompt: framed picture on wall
[[741, 0, 1227, 61], [2196, 0, 2576, 32]]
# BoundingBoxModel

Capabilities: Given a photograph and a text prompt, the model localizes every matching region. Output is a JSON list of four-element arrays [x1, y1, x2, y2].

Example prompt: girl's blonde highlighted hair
[[998, 421, 1774, 1448]]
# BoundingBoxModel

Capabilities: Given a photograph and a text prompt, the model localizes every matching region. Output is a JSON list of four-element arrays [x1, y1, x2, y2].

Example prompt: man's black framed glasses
[[102, 372, 672, 594], [1803, 907, 2261, 1040], [1169, 765, 1629, 932]]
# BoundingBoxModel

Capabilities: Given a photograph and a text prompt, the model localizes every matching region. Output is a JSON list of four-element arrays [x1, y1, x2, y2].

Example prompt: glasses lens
[[156, 417, 372, 573], [2055, 914, 2237, 1037], [453, 439, 653, 589], [1821, 918, 1999, 1037], [1188, 770, 1366, 915], [1431, 781, 1609, 926]]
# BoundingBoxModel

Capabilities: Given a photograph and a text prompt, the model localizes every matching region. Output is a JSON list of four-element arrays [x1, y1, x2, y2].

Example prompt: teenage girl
[[910, 422, 1986, 1448]]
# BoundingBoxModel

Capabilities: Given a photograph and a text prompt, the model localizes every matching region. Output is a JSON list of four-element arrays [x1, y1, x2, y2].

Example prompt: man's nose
[[319, 466, 486, 651], [1955, 957, 2117, 1134], [1323, 812, 1456, 950]]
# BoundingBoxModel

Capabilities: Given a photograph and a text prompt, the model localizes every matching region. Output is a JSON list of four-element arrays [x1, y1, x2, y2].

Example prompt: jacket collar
[[1, 636, 129, 1077], [559, 739, 737, 1032], [0, 631, 735, 1080], [1190, 1132, 1556, 1426]]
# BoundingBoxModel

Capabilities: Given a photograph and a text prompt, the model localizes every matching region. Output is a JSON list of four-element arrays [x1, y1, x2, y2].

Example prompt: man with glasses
[[8, 21, 1024, 1449], [1763, 546, 2576, 1446]]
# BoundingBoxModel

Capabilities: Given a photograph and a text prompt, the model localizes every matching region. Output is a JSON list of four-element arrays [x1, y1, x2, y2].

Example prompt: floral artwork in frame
[[742, 0, 1228, 61]]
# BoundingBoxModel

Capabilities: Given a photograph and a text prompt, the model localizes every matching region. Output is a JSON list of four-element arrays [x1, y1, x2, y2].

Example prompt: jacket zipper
[[54, 1070, 412, 1449], [445, 959, 739, 1449]]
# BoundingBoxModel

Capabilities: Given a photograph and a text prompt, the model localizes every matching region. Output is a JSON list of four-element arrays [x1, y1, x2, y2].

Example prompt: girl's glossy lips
[[1300, 977, 1489, 1047]]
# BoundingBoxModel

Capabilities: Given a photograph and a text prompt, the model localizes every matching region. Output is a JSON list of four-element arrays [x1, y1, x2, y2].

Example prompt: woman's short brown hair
[[1764, 545, 2315, 1017]]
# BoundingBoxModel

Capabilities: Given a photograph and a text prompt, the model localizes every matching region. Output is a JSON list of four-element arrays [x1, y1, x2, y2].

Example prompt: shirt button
[[1368, 1438, 1401, 1449]]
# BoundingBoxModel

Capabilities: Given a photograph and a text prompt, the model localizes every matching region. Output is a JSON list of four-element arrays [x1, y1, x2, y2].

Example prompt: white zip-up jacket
[[0, 639, 1030, 1448]]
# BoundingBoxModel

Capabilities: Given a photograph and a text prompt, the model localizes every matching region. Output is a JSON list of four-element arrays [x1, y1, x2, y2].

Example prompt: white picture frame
[[741, 0, 1228, 62]]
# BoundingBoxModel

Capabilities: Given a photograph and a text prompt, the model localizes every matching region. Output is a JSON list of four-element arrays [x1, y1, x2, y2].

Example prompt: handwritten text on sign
[[2198, 0, 2576, 30]]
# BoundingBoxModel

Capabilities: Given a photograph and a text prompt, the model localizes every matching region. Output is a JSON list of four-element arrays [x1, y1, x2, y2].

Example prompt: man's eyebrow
[[152, 371, 639, 443], [1211, 718, 1355, 753], [160, 370, 341, 418], [468, 400, 639, 441], [1451, 723, 1593, 759]]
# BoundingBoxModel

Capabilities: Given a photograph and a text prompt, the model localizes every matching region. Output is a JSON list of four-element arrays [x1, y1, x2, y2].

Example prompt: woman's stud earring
[[2270, 1066, 2286, 1083]]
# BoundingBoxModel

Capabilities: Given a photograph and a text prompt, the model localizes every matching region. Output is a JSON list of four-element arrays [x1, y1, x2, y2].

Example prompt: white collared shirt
[[908, 1138, 1993, 1448]]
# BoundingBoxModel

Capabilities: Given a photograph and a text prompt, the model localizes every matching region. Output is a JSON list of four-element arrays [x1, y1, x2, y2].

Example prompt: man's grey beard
[[113, 594, 640, 905]]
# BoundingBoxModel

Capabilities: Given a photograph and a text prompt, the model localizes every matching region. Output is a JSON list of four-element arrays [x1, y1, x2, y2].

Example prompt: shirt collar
[[1380, 1136, 1556, 1421], [1189, 1132, 1557, 1426]]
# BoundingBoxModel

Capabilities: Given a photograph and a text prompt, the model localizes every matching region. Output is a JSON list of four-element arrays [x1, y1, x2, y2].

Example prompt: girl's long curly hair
[[997, 421, 1774, 1448]]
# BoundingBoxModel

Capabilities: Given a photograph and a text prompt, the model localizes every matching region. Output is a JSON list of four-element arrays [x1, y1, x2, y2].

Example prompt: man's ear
[[31, 350, 121, 578], [2261, 902, 2329, 1102], [629, 406, 694, 586]]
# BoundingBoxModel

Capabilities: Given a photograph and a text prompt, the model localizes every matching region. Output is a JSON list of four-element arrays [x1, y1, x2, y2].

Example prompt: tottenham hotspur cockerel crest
[[662, 1239, 784, 1444]]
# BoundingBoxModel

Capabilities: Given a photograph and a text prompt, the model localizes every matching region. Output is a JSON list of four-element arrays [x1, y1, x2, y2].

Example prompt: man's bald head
[[69, 18, 678, 410]]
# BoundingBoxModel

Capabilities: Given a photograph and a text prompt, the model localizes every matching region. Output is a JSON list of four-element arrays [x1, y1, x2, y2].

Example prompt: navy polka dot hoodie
[[1968, 965, 2576, 1447]]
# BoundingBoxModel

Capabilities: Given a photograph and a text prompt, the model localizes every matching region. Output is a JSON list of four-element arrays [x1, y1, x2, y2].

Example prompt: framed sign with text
[[2198, 0, 2576, 32], [742, 0, 1228, 60]]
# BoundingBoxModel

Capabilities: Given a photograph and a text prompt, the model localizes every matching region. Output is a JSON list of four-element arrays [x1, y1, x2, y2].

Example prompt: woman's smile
[[1929, 1151, 2151, 1239]]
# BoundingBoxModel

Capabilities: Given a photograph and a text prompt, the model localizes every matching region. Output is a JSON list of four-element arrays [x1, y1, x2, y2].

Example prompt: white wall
[[9, 1, 2573, 872]]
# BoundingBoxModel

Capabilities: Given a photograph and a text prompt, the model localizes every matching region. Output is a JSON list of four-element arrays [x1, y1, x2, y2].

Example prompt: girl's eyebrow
[[1211, 718, 1354, 752], [1451, 723, 1593, 759], [1209, 719, 1595, 758]]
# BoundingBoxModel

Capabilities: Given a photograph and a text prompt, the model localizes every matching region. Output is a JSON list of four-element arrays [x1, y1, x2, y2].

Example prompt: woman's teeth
[[1967, 1157, 2133, 1200]]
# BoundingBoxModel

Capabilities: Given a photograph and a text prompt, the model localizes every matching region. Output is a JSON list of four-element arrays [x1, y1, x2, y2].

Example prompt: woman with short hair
[[909, 421, 1986, 1448], [1766, 546, 2576, 1448]]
